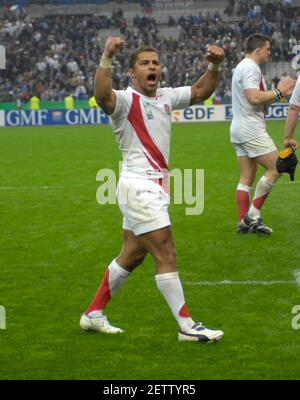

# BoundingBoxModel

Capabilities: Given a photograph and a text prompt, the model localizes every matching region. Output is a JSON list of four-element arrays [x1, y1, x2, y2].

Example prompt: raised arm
[[245, 77, 295, 106], [190, 45, 225, 106], [94, 36, 124, 115]]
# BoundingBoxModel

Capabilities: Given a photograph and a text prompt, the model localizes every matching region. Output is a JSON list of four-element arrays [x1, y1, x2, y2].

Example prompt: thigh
[[255, 150, 280, 182], [255, 150, 278, 170]]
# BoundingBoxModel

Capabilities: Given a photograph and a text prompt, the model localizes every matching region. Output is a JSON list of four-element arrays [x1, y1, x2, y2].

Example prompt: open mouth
[[147, 73, 157, 83]]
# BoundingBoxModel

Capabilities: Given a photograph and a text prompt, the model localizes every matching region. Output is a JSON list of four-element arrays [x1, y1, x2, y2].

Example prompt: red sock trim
[[86, 268, 111, 314], [236, 190, 250, 222], [253, 193, 269, 210], [179, 304, 190, 318]]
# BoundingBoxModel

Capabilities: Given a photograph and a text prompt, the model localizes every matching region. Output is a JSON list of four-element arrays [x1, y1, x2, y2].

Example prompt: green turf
[[0, 121, 299, 379]]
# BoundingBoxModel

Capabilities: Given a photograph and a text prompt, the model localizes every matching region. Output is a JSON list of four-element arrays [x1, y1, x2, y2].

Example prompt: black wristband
[[275, 88, 283, 101]]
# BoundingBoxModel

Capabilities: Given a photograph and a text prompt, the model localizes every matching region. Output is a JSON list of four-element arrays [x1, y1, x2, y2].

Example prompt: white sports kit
[[289, 75, 300, 107], [110, 86, 191, 235], [230, 57, 276, 157]]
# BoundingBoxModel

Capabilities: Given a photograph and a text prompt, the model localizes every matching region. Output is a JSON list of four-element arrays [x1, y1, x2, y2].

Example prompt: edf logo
[[183, 106, 215, 120], [0, 305, 6, 330]]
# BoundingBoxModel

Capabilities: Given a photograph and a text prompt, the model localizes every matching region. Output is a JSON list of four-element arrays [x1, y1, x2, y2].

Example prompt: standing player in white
[[231, 34, 295, 234], [283, 74, 300, 150], [80, 37, 225, 342]]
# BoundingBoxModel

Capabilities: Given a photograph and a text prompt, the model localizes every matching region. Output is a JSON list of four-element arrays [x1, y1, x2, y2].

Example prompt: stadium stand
[[0, 0, 300, 104]]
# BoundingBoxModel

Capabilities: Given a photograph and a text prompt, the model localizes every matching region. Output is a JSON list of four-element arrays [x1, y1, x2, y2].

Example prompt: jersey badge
[[164, 104, 171, 115], [143, 102, 154, 120]]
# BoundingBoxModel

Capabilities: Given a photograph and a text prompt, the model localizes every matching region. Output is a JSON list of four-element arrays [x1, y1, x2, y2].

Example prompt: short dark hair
[[129, 46, 160, 68], [246, 34, 270, 54]]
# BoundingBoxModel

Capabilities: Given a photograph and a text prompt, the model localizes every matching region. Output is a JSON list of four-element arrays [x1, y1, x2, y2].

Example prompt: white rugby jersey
[[230, 57, 268, 144], [289, 75, 300, 107], [110, 86, 191, 179]]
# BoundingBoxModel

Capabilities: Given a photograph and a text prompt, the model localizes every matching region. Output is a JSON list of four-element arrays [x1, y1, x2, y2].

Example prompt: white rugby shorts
[[232, 135, 277, 158], [116, 176, 171, 235]]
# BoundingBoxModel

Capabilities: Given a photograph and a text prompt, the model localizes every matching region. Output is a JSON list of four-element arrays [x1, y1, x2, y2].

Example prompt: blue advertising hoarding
[[225, 104, 290, 120], [0, 104, 293, 127], [0, 108, 109, 127]]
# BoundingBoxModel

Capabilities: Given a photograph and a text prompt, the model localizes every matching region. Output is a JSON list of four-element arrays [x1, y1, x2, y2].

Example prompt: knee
[[268, 169, 281, 182], [155, 245, 177, 267], [239, 178, 255, 187], [119, 251, 147, 269], [130, 251, 147, 268], [263, 168, 281, 184]]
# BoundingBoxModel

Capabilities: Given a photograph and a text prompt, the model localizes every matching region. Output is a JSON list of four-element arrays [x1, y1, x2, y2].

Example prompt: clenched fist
[[103, 36, 124, 58], [205, 45, 225, 65]]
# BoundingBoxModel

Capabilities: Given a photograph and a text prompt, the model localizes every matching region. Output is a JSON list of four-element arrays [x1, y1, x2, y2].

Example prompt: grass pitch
[[0, 121, 299, 379]]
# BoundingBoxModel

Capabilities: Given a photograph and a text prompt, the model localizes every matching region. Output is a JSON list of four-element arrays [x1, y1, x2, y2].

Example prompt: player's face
[[258, 42, 271, 64], [131, 51, 162, 97]]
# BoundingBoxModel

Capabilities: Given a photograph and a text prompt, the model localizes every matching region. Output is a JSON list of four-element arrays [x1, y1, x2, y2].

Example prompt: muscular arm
[[190, 45, 225, 106], [94, 36, 123, 115], [94, 66, 116, 115], [245, 88, 276, 106], [245, 77, 295, 106], [190, 69, 219, 106]]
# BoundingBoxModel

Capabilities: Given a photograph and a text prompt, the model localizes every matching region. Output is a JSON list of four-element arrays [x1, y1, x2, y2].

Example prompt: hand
[[205, 45, 225, 65], [284, 138, 298, 150], [103, 36, 124, 58], [277, 76, 296, 97]]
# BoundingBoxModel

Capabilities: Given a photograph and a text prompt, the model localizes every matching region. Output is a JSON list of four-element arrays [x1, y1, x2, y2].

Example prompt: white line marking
[[293, 270, 300, 289], [0, 186, 64, 190], [185, 280, 295, 286], [279, 180, 300, 185]]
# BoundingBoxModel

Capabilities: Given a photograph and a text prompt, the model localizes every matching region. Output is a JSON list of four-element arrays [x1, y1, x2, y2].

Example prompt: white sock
[[87, 259, 130, 317], [155, 272, 194, 331], [108, 259, 130, 296], [237, 183, 252, 192], [88, 310, 104, 318], [248, 176, 274, 220]]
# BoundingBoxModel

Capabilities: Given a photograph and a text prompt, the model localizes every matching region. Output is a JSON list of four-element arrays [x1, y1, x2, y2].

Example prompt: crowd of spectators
[[0, 0, 300, 104], [0, 0, 150, 5]]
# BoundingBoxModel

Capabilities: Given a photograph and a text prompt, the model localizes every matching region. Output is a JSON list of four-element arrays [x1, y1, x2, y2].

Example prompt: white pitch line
[[0, 186, 64, 190], [185, 280, 295, 286], [280, 180, 300, 185], [294, 270, 300, 289]]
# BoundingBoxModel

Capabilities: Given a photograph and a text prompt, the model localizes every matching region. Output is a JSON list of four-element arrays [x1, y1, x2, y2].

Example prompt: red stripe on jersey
[[143, 152, 163, 188], [128, 92, 168, 171], [260, 75, 267, 114], [143, 151, 160, 171], [259, 77, 265, 92]]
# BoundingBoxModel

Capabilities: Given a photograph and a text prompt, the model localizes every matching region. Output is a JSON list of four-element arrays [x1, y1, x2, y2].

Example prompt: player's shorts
[[116, 176, 171, 236], [232, 136, 277, 158]]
